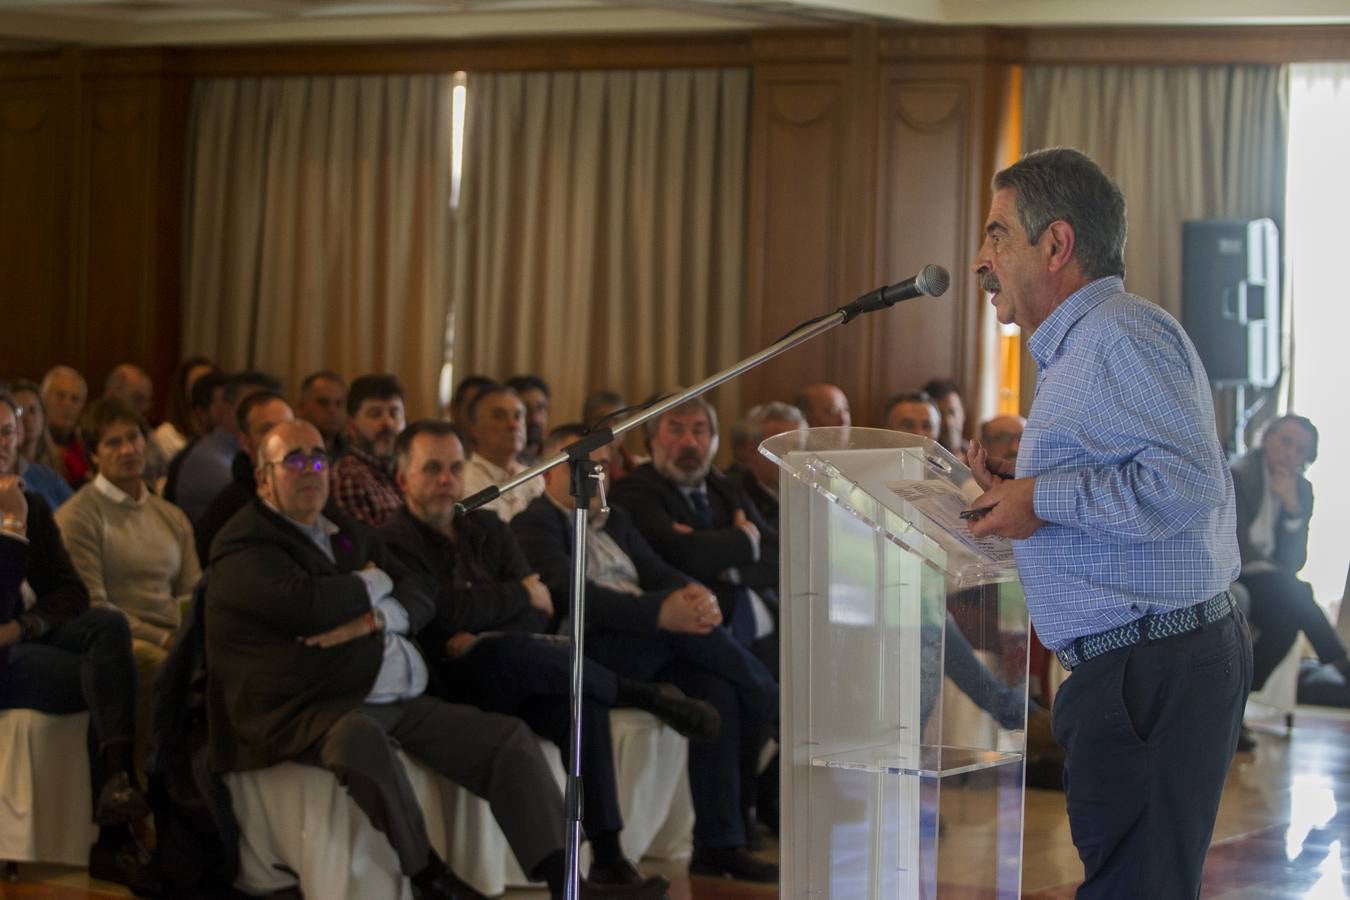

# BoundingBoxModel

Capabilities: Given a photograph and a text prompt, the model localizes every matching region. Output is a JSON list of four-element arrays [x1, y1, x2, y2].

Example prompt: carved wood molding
[[1021, 25, 1350, 64]]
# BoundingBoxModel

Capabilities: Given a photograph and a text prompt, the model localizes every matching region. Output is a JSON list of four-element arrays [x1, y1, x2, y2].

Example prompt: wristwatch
[[371, 608, 386, 633]]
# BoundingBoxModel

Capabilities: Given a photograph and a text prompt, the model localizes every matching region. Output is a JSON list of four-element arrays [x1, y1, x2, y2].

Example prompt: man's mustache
[[982, 273, 1001, 294]]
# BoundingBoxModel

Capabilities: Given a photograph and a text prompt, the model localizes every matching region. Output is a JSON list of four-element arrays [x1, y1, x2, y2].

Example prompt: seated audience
[[297, 369, 349, 456], [461, 385, 544, 522], [0, 453, 151, 889], [381, 420, 702, 892], [979, 414, 1025, 462], [41, 364, 91, 487], [729, 402, 807, 528], [205, 420, 657, 900], [884, 390, 940, 442], [794, 382, 851, 428], [514, 424, 780, 883], [505, 375, 551, 465], [56, 398, 201, 771], [194, 391, 294, 563], [1, 380, 72, 510], [152, 356, 215, 462], [104, 364, 168, 488], [581, 389, 641, 483], [169, 370, 281, 524], [922, 378, 969, 459], [331, 374, 406, 527], [447, 373, 496, 432], [1233, 415, 1349, 694], [608, 398, 777, 659]]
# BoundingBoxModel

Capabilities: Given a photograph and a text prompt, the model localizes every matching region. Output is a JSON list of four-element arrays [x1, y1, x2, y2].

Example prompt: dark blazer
[[512, 495, 690, 634], [204, 498, 435, 773], [737, 468, 780, 534], [608, 463, 778, 595], [1232, 448, 1314, 573], [379, 506, 548, 657]]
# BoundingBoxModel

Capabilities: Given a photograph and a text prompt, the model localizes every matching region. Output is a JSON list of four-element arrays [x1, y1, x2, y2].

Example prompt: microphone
[[838, 264, 950, 322]]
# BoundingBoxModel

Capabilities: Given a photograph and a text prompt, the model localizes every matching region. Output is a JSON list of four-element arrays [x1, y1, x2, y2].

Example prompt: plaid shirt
[[331, 445, 404, 528], [1017, 276, 1239, 650]]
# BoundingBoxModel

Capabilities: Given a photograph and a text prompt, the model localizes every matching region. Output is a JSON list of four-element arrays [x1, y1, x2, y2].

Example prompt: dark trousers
[[3, 607, 136, 781], [433, 634, 624, 840], [1240, 569, 1347, 690], [1052, 607, 1251, 899], [297, 695, 564, 877], [588, 626, 778, 851]]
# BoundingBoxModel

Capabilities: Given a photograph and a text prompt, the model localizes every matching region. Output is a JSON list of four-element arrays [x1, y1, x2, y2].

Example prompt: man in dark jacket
[[514, 424, 780, 884], [379, 420, 700, 895], [205, 420, 591, 900], [1232, 414, 1347, 692], [0, 392, 149, 888], [607, 397, 778, 666]]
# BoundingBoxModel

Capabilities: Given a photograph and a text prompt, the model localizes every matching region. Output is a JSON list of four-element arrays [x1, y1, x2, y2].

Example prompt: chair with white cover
[[0, 709, 97, 867]]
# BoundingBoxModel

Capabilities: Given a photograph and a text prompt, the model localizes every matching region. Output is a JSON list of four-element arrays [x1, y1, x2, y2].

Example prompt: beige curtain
[[1022, 65, 1287, 319], [449, 69, 749, 435], [183, 75, 451, 417]]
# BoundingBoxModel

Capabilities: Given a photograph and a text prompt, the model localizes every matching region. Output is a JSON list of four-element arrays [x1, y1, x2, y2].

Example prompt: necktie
[[687, 489, 713, 529]]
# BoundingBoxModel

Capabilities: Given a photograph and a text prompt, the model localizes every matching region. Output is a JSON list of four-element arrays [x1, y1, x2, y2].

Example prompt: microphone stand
[[454, 286, 931, 899]]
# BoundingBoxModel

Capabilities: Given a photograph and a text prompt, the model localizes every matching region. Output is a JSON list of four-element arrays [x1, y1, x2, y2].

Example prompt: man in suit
[[515, 424, 779, 884], [1232, 414, 1347, 692], [378, 419, 699, 895], [608, 397, 777, 661], [728, 402, 807, 531], [205, 419, 627, 900]]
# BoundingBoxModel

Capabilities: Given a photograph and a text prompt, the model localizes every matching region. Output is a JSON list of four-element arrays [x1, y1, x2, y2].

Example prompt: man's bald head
[[41, 365, 88, 438], [257, 420, 329, 525], [795, 383, 851, 428], [104, 364, 155, 417], [980, 414, 1026, 460]]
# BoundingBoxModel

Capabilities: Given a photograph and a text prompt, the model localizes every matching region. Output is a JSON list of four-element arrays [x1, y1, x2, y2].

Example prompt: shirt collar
[[264, 498, 339, 545], [346, 444, 396, 479], [93, 472, 147, 506], [1027, 276, 1123, 370], [544, 489, 608, 530]]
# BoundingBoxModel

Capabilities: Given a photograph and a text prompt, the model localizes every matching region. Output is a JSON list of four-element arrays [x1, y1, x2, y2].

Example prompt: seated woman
[[2, 378, 73, 511], [0, 393, 149, 888], [55, 398, 201, 774], [1233, 414, 1348, 695]]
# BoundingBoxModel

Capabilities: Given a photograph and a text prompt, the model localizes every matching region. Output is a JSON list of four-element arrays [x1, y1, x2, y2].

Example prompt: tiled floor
[[6, 708, 1350, 898]]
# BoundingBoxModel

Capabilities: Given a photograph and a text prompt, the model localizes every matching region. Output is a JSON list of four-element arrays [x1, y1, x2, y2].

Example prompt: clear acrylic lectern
[[760, 427, 1030, 898]]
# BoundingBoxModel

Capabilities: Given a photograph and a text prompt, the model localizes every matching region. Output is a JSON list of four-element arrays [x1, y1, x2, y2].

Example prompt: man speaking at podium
[[963, 148, 1249, 899]]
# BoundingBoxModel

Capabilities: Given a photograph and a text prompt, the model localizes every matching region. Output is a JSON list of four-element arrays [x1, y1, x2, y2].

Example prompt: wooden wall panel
[[870, 63, 988, 413], [0, 78, 74, 380], [742, 63, 862, 413]]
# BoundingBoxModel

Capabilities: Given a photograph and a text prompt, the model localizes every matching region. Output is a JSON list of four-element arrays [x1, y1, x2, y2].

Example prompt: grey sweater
[[55, 474, 201, 645]]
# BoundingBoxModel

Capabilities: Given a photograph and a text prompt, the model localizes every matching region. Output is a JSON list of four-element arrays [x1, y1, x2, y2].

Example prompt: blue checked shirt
[[1015, 276, 1239, 650]]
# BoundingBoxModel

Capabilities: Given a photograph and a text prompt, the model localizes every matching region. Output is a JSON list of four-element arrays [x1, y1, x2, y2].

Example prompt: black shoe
[[411, 857, 486, 900], [1236, 725, 1257, 753], [553, 874, 670, 899], [586, 857, 644, 885], [635, 683, 721, 741], [689, 847, 778, 883], [94, 771, 150, 826], [88, 838, 161, 895]]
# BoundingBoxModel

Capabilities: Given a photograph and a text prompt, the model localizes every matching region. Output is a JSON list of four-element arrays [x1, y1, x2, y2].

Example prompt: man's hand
[[657, 583, 721, 634], [302, 614, 374, 649], [671, 521, 694, 535], [732, 509, 759, 545], [522, 574, 553, 616], [1268, 467, 1303, 517], [445, 631, 478, 658], [0, 475, 29, 530], [967, 439, 1015, 492], [0, 620, 21, 648], [967, 476, 1045, 540]]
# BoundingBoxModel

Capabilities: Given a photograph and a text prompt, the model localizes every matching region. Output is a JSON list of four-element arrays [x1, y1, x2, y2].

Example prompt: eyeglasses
[[269, 450, 329, 473]]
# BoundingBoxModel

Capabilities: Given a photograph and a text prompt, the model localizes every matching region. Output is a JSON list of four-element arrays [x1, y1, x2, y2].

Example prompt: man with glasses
[[206, 420, 655, 900]]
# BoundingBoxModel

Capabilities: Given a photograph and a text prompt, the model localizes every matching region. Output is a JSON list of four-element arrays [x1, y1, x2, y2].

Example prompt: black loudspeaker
[[1181, 218, 1281, 387]]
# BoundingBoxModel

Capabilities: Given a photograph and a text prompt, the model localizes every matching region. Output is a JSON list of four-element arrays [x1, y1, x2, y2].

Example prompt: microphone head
[[917, 264, 951, 298]]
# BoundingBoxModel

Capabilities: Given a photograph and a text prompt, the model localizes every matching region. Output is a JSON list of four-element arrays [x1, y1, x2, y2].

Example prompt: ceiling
[[0, 0, 1346, 46]]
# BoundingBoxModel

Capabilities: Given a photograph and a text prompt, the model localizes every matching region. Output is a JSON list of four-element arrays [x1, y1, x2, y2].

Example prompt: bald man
[[794, 383, 851, 429], [41, 365, 90, 487], [979, 415, 1025, 462]]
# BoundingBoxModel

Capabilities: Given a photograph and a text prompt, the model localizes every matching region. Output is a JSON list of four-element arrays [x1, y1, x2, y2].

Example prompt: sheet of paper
[[886, 480, 1016, 566]]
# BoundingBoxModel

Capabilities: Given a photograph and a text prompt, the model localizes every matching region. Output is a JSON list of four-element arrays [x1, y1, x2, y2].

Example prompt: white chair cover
[[0, 710, 96, 866], [229, 712, 693, 899]]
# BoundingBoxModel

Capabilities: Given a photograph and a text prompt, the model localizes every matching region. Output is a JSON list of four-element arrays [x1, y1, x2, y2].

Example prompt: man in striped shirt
[[965, 147, 1249, 899]]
